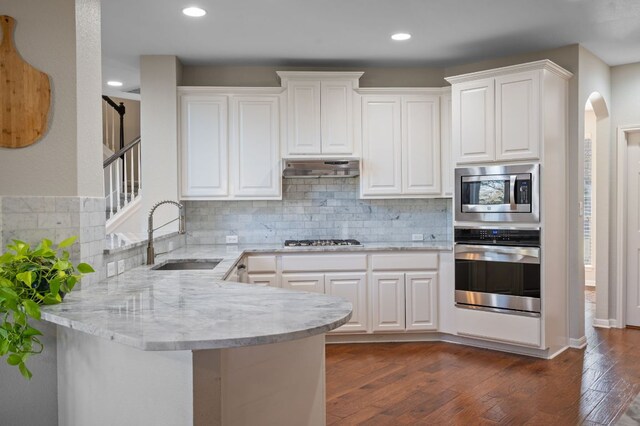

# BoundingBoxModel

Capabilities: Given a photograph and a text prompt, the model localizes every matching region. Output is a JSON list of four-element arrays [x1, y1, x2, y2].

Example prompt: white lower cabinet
[[247, 273, 278, 287], [325, 273, 367, 333], [372, 273, 406, 331], [281, 273, 325, 293], [456, 307, 541, 347], [405, 272, 438, 331], [372, 271, 438, 332]]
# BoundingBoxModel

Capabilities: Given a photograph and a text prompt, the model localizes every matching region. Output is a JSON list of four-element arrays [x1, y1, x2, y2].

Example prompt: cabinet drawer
[[246, 255, 277, 273], [371, 253, 438, 271], [456, 307, 541, 347], [281, 254, 367, 272]]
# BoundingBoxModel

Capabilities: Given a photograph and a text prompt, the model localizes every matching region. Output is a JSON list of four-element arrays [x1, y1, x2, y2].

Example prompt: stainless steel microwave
[[455, 164, 540, 223]]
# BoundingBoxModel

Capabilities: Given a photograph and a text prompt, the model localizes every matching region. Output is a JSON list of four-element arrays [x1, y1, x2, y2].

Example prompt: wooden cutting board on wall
[[0, 15, 51, 148]]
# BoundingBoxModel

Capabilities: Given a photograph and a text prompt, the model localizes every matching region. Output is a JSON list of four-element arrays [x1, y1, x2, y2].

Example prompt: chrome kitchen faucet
[[147, 200, 186, 265]]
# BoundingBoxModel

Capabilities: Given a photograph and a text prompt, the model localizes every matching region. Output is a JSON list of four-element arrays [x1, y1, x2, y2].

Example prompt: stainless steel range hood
[[282, 159, 360, 178]]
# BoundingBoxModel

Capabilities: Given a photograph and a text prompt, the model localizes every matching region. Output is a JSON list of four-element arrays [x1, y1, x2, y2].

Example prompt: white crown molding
[[356, 86, 450, 95], [177, 86, 285, 95], [444, 59, 573, 85], [276, 71, 364, 86]]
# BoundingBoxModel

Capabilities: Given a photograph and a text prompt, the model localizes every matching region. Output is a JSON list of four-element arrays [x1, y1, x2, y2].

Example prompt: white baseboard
[[609, 319, 621, 328], [592, 318, 611, 328], [569, 336, 587, 349]]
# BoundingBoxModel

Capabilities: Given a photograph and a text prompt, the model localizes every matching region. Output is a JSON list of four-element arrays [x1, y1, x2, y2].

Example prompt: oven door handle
[[454, 244, 540, 264]]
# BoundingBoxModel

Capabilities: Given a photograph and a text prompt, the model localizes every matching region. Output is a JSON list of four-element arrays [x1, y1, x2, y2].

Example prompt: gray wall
[[186, 178, 451, 245], [181, 64, 446, 87], [0, 0, 103, 197]]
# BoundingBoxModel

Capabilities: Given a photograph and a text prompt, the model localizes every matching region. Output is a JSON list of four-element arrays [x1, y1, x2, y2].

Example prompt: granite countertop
[[41, 241, 451, 352], [156, 241, 453, 280]]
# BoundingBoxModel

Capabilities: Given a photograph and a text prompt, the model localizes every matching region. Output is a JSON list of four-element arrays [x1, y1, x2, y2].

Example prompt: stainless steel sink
[[151, 259, 222, 271]]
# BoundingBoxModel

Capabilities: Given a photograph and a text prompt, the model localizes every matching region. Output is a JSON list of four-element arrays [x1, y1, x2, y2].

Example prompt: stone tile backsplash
[[185, 178, 452, 244], [0, 196, 106, 287]]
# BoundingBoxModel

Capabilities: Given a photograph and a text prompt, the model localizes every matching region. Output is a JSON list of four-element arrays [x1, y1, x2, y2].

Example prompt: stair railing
[[102, 95, 126, 153], [104, 137, 142, 220]]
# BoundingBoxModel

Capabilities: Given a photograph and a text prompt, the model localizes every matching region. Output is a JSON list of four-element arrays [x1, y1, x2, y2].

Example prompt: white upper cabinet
[[321, 80, 355, 154], [447, 60, 570, 165], [451, 78, 495, 164], [178, 88, 283, 200], [361, 95, 403, 196], [440, 90, 454, 196], [278, 72, 363, 156], [230, 95, 281, 198], [360, 90, 443, 198], [285, 80, 321, 154], [180, 94, 228, 197], [402, 95, 441, 195], [495, 71, 540, 161]]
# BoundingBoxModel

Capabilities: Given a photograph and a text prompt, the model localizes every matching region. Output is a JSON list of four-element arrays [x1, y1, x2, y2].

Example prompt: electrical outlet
[[117, 260, 125, 275], [107, 262, 116, 278], [412, 233, 424, 241], [226, 235, 239, 244]]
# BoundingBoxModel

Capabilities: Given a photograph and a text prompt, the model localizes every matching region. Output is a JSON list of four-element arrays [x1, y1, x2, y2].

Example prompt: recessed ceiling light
[[182, 7, 207, 17], [391, 33, 412, 41], [107, 81, 123, 87]]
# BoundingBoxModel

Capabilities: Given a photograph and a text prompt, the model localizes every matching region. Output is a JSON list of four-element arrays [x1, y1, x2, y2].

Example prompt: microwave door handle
[[510, 175, 517, 209]]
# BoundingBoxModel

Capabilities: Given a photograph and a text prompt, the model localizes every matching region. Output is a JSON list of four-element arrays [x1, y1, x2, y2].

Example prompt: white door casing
[[626, 132, 640, 326]]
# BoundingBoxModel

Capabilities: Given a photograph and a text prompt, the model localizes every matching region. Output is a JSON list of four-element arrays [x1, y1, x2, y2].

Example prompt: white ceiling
[[101, 0, 640, 92]]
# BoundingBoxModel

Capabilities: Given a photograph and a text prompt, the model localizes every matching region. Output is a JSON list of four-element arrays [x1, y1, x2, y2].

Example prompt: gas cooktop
[[284, 239, 362, 247]]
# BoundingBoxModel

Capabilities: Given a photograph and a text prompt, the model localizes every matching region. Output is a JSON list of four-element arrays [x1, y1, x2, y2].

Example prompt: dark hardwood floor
[[326, 289, 640, 425]]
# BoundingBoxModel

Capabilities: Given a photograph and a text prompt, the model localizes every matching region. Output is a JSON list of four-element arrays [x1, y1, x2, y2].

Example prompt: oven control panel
[[454, 227, 540, 246]]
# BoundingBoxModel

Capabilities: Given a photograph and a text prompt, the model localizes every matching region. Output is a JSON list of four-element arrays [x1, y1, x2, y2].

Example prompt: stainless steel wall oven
[[455, 227, 541, 316], [455, 164, 540, 223]]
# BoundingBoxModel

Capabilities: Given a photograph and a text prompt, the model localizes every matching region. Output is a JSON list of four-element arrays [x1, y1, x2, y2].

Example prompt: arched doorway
[[583, 92, 610, 330]]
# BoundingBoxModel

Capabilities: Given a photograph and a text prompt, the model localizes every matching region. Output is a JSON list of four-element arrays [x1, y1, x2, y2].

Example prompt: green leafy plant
[[0, 237, 94, 379]]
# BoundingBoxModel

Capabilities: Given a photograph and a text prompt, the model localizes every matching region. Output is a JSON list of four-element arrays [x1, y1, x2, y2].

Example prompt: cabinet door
[[230, 96, 281, 198], [440, 92, 454, 196], [281, 273, 325, 293], [361, 96, 402, 196], [402, 95, 441, 195], [495, 71, 540, 161], [286, 80, 321, 154], [321, 80, 354, 154], [247, 273, 279, 287], [325, 273, 367, 333], [371, 272, 405, 331], [405, 272, 438, 331], [452, 78, 495, 164], [180, 94, 228, 197]]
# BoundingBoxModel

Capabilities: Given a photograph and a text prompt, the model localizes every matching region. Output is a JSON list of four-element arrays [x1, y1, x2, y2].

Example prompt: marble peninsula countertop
[[41, 241, 451, 352]]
